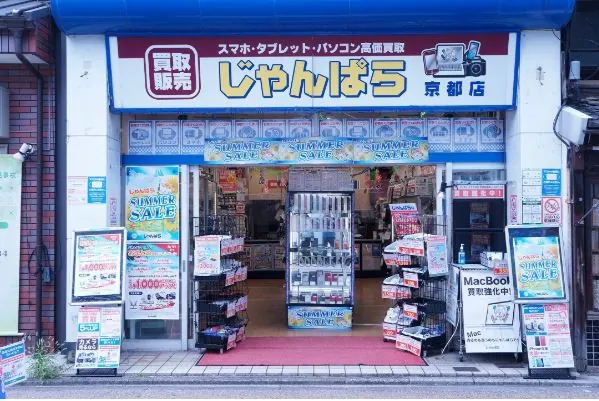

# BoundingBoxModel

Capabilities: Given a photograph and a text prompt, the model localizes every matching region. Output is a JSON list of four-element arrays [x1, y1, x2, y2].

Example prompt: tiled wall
[[587, 318, 599, 366]]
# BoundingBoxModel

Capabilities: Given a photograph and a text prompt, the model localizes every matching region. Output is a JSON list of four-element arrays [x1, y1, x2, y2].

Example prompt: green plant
[[27, 337, 63, 380]]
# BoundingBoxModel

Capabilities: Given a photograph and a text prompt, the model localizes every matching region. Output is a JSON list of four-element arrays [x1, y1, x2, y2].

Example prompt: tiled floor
[[61, 350, 534, 378]]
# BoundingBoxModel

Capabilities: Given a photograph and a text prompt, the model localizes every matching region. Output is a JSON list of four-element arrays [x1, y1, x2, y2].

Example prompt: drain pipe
[[12, 28, 45, 342]]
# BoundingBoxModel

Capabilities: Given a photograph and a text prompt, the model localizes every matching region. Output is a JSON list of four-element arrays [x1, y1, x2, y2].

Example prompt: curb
[[20, 374, 599, 387]]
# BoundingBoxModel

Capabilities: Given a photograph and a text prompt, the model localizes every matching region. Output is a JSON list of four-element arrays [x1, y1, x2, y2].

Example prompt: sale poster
[[0, 341, 26, 387], [522, 303, 574, 369], [426, 236, 449, 276], [194, 236, 223, 276], [125, 243, 180, 320], [510, 234, 566, 300], [75, 307, 122, 369], [72, 230, 124, 304], [125, 166, 180, 242], [288, 306, 352, 329]]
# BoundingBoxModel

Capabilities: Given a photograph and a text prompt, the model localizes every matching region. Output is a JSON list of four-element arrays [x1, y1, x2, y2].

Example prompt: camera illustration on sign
[[422, 40, 486, 78]]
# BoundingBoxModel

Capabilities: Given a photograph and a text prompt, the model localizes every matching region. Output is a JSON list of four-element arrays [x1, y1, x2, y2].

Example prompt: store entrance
[[191, 165, 437, 341]]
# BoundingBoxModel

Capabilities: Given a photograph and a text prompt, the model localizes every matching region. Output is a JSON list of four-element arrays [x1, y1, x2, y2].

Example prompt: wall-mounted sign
[[453, 184, 504, 199], [108, 33, 518, 111], [287, 306, 352, 329]]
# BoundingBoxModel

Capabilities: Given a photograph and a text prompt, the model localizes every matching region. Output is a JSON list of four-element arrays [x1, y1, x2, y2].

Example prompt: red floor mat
[[197, 336, 426, 366]]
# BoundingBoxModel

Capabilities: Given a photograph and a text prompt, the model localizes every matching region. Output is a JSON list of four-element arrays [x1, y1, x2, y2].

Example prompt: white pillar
[[64, 35, 121, 343], [505, 30, 571, 288]]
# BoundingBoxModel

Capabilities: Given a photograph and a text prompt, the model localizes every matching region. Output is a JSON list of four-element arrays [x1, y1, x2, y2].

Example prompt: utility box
[[0, 86, 8, 139]]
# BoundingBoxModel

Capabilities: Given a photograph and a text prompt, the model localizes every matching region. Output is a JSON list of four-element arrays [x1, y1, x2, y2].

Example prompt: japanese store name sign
[[108, 34, 518, 111]]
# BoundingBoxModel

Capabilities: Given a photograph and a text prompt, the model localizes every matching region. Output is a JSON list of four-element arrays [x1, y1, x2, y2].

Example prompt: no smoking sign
[[542, 197, 561, 225]]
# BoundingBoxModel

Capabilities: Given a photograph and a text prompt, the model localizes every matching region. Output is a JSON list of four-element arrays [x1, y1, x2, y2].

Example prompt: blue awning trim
[[51, 0, 574, 35]]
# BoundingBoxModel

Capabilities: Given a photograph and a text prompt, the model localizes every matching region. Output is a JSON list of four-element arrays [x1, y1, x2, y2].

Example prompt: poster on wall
[[128, 121, 153, 154], [521, 303, 574, 369], [125, 243, 180, 320], [345, 119, 371, 139], [506, 225, 566, 302], [125, 166, 180, 242], [470, 202, 490, 229], [288, 306, 352, 329], [75, 306, 122, 370], [353, 139, 428, 164], [426, 236, 448, 276], [71, 229, 125, 305], [427, 118, 452, 152], [154, 121, 180, 154], [204, 140, 279, 165], [320, 119, 344, 138], [235, 120, 260, 140], [218, 168, 238, 193], [207, 120, 233, 141], [372, 119, 398, 139], [108, 33, 518, 110], [278, 139, 354, 164], [287, 119, 312, 139], [181, 120, 206, 154], [0, 156, 22, 335], [452, 118, 478, 152], [0, 341, 26, 387], [399, 118, 427, 140], [261, 119, 287, 139], [460, 269, 522, 353], [479, 118, 505, 151], [194, 236, 222, 276]]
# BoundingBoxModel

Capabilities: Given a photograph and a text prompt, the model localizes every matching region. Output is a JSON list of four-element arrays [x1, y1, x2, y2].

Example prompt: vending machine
[[286, 191, 355, 329]]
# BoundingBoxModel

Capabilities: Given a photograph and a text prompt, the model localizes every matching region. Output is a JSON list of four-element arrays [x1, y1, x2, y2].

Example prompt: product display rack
[[382, 213, 448, 357], [193, 235, 248, 353], [286, 191, 355, 328]]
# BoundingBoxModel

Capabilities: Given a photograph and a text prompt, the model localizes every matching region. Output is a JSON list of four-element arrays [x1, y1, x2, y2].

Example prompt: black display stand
[[194, 237, 248, 353]]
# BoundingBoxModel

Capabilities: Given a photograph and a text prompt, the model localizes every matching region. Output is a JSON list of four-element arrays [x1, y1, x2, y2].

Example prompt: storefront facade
[[51, 0, 578, 366]]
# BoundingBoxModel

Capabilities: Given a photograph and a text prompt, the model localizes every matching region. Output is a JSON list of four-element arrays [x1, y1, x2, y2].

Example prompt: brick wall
[[0, 62, 56, 348]]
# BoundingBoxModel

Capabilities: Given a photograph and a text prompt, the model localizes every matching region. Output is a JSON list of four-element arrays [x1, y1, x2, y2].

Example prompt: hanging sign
[[426, 236, 449, 276], [0, 156, 22, 335], [505, 225, 566, 302], [108, 33, 517, 111], [71, 228, 126, 305], [453, 184, 504, 199]]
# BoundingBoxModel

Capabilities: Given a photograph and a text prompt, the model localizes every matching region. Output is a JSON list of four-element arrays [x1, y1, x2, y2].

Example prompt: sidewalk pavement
[[49, 351, 599, 386]]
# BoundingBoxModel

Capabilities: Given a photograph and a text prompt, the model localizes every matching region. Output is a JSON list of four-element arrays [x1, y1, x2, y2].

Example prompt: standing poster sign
[[460, 269, 522, 353], [125, 243, 180, 320], [505, 225, 566, 302], [521, 303, 574, 369], [75, 307, 122, 370], [0, 156, 22, 336], [0, 341, 27, 387], [71, 228, 126, 305]]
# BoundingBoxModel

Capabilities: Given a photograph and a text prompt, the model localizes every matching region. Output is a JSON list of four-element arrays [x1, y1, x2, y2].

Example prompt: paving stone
[[421, 366, 441, 377], [344, 366, 361, 376], [235, 366, 252, 375], [436, 367, 457, 377], [455, 370, 474, 377], [219, 366, 237, 374], [329, 366, 345, 376], [516, 368, 529, 376], [360, 366, 377, 375], [390, 366, 408, 375], [314, 366, 330, 376], [267, 366, 283, 376], [251, 366, 267, 374], [374, 366, 393, 375], [203, 366, 222, 375], [501, 368, 521, 377], [141, 365, 161, 374], [187, 366, 206, 375], [298, 366, 314, 375], [172, 365, 194, 375], [282, 366, 298, 375], [406, 366, 424, 376], [157, 366, 176, 375]]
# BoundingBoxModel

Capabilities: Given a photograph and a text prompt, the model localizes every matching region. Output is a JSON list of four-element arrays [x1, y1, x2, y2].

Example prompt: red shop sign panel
[[453, 185, 504, 200]]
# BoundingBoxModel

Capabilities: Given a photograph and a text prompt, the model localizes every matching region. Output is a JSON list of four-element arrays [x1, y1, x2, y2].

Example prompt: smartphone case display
[[193, 235, 248, 353], [286, 192, 355, 329], [382, 215, 448, 357]]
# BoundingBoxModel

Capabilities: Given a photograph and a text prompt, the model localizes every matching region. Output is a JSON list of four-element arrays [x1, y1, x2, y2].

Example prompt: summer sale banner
[[288, 306, 352, 329], [125, 166, 180, 242], [509, 230, 566, 301]]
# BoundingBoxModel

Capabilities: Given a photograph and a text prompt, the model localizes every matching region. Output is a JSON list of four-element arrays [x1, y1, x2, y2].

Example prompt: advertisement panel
[[505, 225, 566, 302], [125, 243, 180, 320], [125, 166, 180, 242], [288, 306, 352, 329], [460, 269, 522, 353], [0, 341, 26, 387], [75, 307, 122, 370], [521, 303, 574, 369], [108, 34, 517, 111], [0, 156, 22, 335], [71, 229, 125, 305]]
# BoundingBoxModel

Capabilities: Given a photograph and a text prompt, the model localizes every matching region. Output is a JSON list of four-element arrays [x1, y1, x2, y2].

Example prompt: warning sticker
[[542, 196, 561, 225]]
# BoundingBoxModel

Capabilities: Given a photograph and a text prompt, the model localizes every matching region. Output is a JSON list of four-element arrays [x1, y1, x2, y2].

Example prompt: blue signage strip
[[542, 169, 561, 197]]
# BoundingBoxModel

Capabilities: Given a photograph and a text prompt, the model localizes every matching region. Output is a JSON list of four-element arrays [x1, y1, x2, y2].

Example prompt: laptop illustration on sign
[[422, 40, 486, 78]]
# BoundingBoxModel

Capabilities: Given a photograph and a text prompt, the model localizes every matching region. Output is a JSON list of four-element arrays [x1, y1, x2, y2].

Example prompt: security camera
[[13, 143, 35, 162]]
